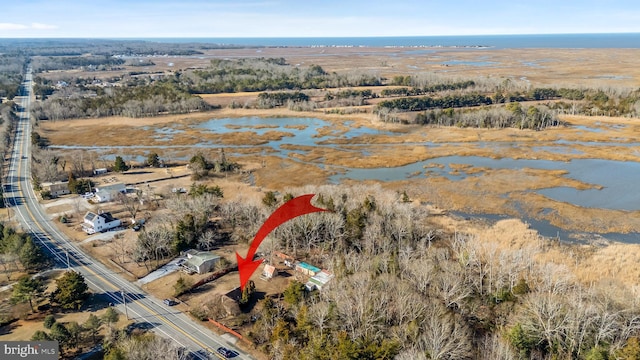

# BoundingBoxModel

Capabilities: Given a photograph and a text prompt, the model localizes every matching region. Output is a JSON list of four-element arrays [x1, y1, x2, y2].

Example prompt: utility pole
[[121, 290, 129, 320], [66, 249, 70, 269]]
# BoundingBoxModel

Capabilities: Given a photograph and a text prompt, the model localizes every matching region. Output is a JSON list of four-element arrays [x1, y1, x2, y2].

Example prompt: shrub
[[43, 314, 56, 329]]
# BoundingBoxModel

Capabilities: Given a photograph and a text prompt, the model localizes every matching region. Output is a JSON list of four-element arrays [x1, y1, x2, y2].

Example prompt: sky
[[1, 0, 639, 38]]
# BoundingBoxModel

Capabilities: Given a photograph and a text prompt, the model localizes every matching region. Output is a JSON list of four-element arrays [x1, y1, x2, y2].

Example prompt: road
[[4, 66, 251, 360]]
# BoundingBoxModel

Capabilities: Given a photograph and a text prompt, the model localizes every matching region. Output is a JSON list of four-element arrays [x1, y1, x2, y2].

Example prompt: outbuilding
[[183, 250, 221, 274], [93, 168, 108, 176], [305, 270, 335, 291], [295, 262, 320, 276]]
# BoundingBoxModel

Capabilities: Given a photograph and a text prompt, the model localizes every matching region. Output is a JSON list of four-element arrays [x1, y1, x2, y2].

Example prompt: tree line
[[0, 54, 26, 100], [377, 93, 493, 112], [408, 104, 563, 130], [183, 58, 382, 94], [380, 80, 477, 97], [31, 80, 214, 120], [31, 55, 126, 72]]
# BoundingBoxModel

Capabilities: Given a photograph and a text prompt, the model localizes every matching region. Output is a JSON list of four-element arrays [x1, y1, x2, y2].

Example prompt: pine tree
[[11, 275, 45, 312], [18, 237, 45, 270], [51, 271, 89, 309], [113, 156, 129, 172], [83, 314, 101, 344]]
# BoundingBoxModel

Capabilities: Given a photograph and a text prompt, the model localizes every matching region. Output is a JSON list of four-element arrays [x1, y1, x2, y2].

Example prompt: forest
[[185, 58, 382, 93], [30, 80, 213, 120], [0, 54, 26, 100]]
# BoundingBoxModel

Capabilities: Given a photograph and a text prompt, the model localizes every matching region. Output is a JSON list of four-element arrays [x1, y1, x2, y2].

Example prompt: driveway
[[136, 257, 186, 285], [80, 229, 128, 244]]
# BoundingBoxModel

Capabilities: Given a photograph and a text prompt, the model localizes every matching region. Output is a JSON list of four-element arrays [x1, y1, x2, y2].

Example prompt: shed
[[93, 168, 108, 175], [305, 270, 335, 291], [184, 251, 221, 274], [295, 262, 320, 276]]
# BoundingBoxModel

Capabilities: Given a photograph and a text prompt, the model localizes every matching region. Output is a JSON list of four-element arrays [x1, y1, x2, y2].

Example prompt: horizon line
[[1, 32, 640, 40]]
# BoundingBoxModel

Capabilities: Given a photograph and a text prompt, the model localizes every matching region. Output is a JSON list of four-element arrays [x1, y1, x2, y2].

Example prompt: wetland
[[33, 45, 640, 242]]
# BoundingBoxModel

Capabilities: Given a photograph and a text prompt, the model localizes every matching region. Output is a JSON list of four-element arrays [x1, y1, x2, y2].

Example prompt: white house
[[94, 182, 126, 203], [82, 211, 121, 234]]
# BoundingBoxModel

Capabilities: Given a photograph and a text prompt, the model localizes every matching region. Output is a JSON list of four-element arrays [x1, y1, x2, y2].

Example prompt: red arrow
[[236, 194, 328, 291]]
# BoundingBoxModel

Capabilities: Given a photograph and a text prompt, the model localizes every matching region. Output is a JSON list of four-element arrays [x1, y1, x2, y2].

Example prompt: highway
[[5, 67, 251, 360]]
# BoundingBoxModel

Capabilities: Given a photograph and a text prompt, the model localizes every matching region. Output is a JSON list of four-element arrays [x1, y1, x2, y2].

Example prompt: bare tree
[[117, 190, 142, 222], [0, 253, 18, 281], [108, 233, 132, 264], [416, 301, 473, 360], [197, 229, 217, 251]]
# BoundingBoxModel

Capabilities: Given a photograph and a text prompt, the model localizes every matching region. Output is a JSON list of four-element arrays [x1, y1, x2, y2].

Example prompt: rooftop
[[95, 182, 126, 192], [185, 251, 220, 267]]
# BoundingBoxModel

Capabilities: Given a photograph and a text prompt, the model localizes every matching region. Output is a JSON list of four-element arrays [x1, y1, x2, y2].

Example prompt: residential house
[[82, 211, 121, 234], [261, 264, 276, 280], [94, 182, 126, 203], [183, 250, 221, 274], [41, 181, 70, 197]]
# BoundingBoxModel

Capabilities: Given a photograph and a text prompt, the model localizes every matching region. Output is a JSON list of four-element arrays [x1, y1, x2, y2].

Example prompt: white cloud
[[0, 23, 29, 30], [31, 22, 58, 30], [0, 22, 58, 32]]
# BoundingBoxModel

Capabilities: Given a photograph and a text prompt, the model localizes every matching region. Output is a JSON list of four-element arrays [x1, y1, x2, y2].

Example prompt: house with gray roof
[[183, 250, 221, 274], [94, 182, 126, 203]]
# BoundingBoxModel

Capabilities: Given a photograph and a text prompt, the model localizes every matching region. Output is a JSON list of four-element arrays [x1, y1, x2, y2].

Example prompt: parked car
[[163, 299, 178, 306], [216, 347, 238, 358]]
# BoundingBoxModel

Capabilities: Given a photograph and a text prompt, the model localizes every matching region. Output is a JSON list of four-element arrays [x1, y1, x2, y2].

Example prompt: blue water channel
[[331, 156, 640, 211]]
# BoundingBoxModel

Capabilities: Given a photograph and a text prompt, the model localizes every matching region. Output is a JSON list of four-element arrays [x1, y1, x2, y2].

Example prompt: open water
[[138, 33, 640, 49]]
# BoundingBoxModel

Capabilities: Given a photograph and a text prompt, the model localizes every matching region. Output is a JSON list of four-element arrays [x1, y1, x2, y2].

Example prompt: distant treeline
[[31, 81, 213, 120], [378, 85, 640, 118], [412, 104, 563, 130], [31, 55, 126, 72], [185, 58, 382, 93], [257, 91, 309, 108], [0, 55, 26, 100], [377, 93, 493, 112], [381, 80, 477, 97], [0, 39, 206, 57], [325, 89, 377, 100]]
